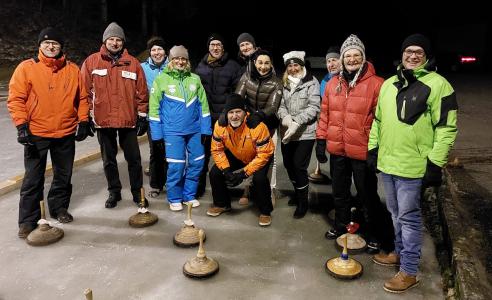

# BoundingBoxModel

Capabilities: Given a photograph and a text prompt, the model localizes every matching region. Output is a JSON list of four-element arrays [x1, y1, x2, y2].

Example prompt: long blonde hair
[[168, 59, 191, 72]]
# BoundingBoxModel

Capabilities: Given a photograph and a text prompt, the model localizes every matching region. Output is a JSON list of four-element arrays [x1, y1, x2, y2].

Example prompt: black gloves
[[75, 121, 91, 142], [88, 116, 96, 136], [135, 115, 148, 136], [315, 139, 328, 163], [201, 134, 210, 145], [422, 159, 442, 187], [223, 168, 248, 187], [367, 148, 379, 173], [218, 113, 227, 127], [17, 123, 33, 146], [246, 111, 265, 129], [152, 139, 165, 152]]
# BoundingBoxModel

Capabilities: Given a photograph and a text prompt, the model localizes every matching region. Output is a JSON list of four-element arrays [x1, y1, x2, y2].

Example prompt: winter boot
[[293, 187, 309, 218]]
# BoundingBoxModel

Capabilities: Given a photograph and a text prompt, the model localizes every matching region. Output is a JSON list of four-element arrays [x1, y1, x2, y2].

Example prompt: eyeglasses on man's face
[[209, 42, 223, 48], [404, 49, 425, 58], [41, 41, 61, 48]]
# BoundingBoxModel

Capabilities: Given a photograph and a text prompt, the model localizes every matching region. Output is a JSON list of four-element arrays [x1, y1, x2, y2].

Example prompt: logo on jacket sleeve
[[189, 84, 197, 92], [168, 85, 176, 94]]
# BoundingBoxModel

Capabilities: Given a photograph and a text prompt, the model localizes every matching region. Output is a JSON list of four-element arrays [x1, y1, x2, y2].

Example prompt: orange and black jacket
[[8, 50, 89, 138], [211, 117, 275, 176]]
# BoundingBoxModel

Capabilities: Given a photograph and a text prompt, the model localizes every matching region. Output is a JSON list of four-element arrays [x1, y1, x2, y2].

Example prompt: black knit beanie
[[38, 27, 64, 47], [207, 33, 225, 48], [224, 94, 246, 114], [147, 36, 166, 51], [401, 33, 432, 56]]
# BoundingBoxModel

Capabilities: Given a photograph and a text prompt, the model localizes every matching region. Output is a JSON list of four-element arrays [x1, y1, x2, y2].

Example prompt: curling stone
[[326, 233, 363, 280], [174, 202, 205, 247], [183, 229, 219, 279], [129, 188, 158, 228], [308, 161, 331, 184], [26, 200, 64, 246], [336, 207, 366, 252]]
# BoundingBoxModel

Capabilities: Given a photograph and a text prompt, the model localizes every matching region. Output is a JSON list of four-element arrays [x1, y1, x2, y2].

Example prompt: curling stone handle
[[84, 288, 93, 300], [315, 161, 321, 175], [197, 229, 206, 258], [339, 234, 349, 260], [140, 187, 145, 205], [186, 202, 192, 222], [40, 200, 46, 220], [350, 207, 356, 222]]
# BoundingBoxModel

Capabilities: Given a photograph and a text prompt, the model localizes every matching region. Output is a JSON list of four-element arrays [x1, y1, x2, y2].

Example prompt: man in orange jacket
[[206, 94, 275, 226], [7, 27, 90, 238]]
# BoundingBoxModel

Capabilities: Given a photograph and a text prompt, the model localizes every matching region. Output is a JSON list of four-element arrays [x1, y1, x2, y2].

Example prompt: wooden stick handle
[[186, 202, 192, 221], [140, 187, 145, 205], [197, 229, 205, 258], [84, 288, 93, 300], [40, 200, 45, 220]]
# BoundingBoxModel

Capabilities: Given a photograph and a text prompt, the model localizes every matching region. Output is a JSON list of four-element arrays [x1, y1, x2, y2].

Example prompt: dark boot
[[288, 185, 298, 206], [105, 192, 122, 208], [293, 187, 309, 219]]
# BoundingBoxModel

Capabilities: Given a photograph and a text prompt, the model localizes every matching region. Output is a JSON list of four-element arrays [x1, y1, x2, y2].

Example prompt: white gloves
[[282, 121, 300, 144], [281, 115, 293, 128]]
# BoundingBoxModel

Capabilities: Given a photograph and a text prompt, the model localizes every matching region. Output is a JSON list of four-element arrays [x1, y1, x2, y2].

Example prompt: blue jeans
[[381, 172, 423, 276]]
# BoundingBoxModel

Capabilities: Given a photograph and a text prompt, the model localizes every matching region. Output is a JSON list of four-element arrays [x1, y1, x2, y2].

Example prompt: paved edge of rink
[[0, 135, 148, 196], [441, 168, 492, 300]]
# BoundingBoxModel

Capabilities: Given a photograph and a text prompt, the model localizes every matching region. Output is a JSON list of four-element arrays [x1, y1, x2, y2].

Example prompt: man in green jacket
[[367, 34, 458, 293]]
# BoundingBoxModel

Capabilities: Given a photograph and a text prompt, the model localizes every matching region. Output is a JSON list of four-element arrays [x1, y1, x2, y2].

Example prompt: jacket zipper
[[401, 97, 406, 120]]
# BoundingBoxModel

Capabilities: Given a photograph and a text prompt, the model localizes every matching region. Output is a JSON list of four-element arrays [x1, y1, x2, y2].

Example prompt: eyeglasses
[[41, 41, 61, 48], [404, 49, 425, 58], [209, 43, 223, 48], [172, 57, 188, 62]]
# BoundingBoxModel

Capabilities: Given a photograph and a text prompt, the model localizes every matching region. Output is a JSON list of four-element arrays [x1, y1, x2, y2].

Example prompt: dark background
[[0, 0, 490, 76]]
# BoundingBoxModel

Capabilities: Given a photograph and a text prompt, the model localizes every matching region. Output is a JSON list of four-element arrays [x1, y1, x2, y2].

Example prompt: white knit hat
[[169, 45, 189, 60], [282, 50, 306, 66], [340, 34, 365, 62]]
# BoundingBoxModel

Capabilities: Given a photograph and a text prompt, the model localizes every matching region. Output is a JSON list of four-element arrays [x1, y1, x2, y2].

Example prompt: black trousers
[[330, 154, 394, 250], [19, 135, 75, 226], [147, 126, 167, 190], [281, 139, 315, 189], [97, 128, 143, 195], [209, 151, 273, 215]]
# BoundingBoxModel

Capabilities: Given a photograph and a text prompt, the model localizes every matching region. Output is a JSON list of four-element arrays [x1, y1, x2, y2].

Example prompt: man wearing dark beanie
[[8, 27, 90, 237], [195, 33, 242, 198], [207, 94, 275, 227], [81, 22, 150, 209], [141, 36, 169, 198], [236, 32, 259, 73], [369, 33, 458, 293]]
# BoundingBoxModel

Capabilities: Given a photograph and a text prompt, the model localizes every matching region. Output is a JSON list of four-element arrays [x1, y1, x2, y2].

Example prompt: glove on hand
[[246, 111, 265, 129], [218, 113, 228, 127], [17, 123, 33, 146], [227, 170, 248, 187], [152, 139, 165, 153], [315, 139, 328, 163], [422, 159, 442, 187], [281, 115, 293, 128], [282, 121, 300, 144], [75, 121, 90, 142], [201, 134, 210, 145], [135, 115, 148, 136], [366, 148, 379, 173], [88, 116, 95, 137]]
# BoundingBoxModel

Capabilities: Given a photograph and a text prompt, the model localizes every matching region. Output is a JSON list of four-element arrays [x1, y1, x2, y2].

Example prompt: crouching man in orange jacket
[[8, 27, 90, 238], [206, 94, 275, 226]]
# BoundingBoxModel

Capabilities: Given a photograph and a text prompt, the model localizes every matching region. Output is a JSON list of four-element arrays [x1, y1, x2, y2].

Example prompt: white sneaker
[[169, 202, 183, 211], [183, 199, 200, 207]]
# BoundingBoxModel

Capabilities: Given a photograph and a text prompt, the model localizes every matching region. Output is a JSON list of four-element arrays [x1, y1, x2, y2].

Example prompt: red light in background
[[460, 56, 477, 64]]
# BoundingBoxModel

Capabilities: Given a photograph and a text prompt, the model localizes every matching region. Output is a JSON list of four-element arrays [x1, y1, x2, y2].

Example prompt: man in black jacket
[[194, 33, 242, 198]]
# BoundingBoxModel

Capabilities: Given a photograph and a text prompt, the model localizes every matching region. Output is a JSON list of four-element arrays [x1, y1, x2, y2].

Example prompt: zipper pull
[[401, 97, 406, 119]]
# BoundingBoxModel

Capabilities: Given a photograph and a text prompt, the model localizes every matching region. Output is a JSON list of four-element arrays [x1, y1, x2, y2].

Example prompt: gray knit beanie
[[237, 32, 256, 47], [169, 45, 189, 60], [102, 22, 125, 42]]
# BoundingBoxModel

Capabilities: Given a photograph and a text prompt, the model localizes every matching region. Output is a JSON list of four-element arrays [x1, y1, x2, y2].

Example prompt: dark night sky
[[109, 0, 491, 74]]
